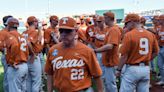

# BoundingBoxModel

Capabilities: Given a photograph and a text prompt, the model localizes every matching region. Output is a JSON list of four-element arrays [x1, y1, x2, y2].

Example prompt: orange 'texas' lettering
[[52, 56, 85, 70]]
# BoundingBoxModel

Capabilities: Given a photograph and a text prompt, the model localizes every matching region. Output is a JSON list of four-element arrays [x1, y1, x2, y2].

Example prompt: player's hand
[[91, 34, 96, 38], [94, 49, 98, 53], [115, 69, 121, 77], [13, 63, 19, 69], [51, 31, 57, 37]]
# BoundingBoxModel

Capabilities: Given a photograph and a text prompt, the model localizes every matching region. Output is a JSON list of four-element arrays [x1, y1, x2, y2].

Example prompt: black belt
[[79, 87, 91, 92], [8, 62, 26, 67], [128, 62, 149, 66], [160, 46, 164, 48]]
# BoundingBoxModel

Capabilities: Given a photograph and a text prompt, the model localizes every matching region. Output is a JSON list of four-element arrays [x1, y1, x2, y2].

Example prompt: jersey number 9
[[139, 38, 149, 55]]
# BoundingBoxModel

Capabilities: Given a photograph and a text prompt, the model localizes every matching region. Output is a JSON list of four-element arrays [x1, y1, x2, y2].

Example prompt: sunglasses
[[124, 21, 131, 26], [88, 22, 92, 24], [96, 21, 102, 23], [50, 20, 58, 23], [59, 29, 74, 34]]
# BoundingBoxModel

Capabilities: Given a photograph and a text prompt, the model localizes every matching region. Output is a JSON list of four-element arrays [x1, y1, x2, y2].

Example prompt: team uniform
[[45, 41, 102, 92], [7, 30, 29, 92], [44, 27, 60, 47], [120, 29, 159, 92], [102, 25, 121, 92], [78, 24, 88, 43], [0, 29, 19, 92], [93, 26, 107, 78], [23, 29, 43, 92]]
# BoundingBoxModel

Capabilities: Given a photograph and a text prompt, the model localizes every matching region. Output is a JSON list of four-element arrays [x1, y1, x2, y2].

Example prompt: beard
[[61, 37, 76, 48]]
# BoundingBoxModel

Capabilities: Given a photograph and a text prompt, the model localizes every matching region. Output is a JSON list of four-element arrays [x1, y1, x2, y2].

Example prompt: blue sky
[[0, 0, 164, 19]]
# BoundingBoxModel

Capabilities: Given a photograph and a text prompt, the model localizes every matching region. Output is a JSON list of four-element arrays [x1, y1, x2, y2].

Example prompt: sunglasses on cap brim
[[124, 21, 132, 25], [96, 21, 102, 22], [88, 22, 92, 24], [50, 20, 58, 23], [59, 29, 74, 34]]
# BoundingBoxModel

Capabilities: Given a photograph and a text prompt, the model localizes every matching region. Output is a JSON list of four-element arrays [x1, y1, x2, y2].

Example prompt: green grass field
[[0, 61, 4, 92]]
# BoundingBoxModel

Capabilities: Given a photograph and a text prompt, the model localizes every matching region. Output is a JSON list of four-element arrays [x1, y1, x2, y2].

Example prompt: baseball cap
[[103, 12, 115, 20], [140, 17, 146, 23], [92, 15, 97, 19], [85, 18, 91, 23], [124, 14, 140, 23], [96, 16, 104, 22], [80, 16, 85, 20], [159, 14, 164, 20], [59, 17, 77, 30], [7, 18, 19, 28], [152, 15, 159, 20], [50, 15, 58, 22], [27, 16, 38, 24], [92, 15, 98, 23], [76, 18, 81, 24]]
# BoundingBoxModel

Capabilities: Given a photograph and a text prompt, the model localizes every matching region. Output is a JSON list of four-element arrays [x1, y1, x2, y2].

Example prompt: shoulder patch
[[52, 49, 58, 56]]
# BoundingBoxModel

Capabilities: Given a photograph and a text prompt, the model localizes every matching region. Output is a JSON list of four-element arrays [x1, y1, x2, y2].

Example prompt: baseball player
[[92, 15, 98, 27], [0, 15, 13, 92], [93, 16, 106, 77], [140, 16, 158, 88], [116, 14, 159, 92], [94, 12, 121, 92], [85, 15, 98, 47], [152, 16, 161, 40], [140, 17, 147, 28], [85, 17, 92, 26], [152, 16, 160, 32], [6, 17, 29, 92], [92, 16, 107, 90], [156, 15, 164, 87], [45, 17, 103, 92], [22, 16, 43, 92], [0, 21, 20, 92], [77, 16, 88, 44], [44, 15, 60, 52], [140, 17, 157, 35], [93, 16, 106, 49]]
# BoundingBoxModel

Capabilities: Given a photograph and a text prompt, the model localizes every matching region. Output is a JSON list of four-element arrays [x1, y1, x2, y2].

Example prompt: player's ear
[[74, 29, 78, 39], [75, 27, 78, 32], [74, 29, 78, 35], [74, 34, 78, 40]]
